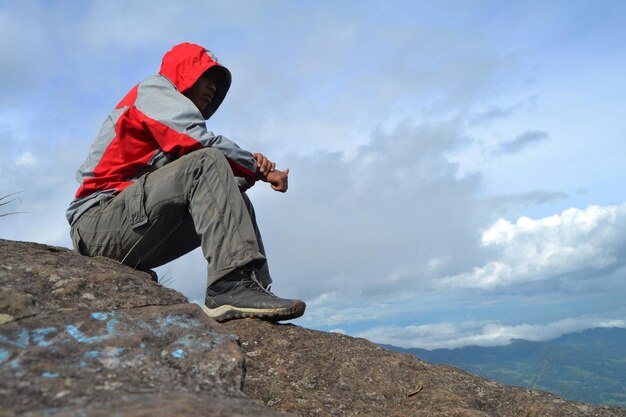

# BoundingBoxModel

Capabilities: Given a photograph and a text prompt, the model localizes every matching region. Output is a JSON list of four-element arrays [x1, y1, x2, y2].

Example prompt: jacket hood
[[159, 42, 231, 119]]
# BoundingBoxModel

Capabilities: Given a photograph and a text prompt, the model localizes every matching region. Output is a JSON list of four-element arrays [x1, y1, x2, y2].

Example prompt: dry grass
[[0, 191, 26, 218]]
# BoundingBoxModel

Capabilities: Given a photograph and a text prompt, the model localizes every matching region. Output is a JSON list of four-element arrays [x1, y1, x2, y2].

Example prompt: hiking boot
[[202, 268, 306, 323]]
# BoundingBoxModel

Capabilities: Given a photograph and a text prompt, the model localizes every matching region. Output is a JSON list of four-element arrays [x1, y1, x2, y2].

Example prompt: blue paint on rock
[[91, 312, 109, 321], [84, 350, 103, 359], [66, 325, 113, 344], [0, 328, 29, 348], [106, 347, 125, 357], [42, 371, 60, 378], [175, 334, 215, 350], [0, 349, 10, 362], [156, 314, 200, 333], [171, 349, 186, 358], [32, 327, 59, 347]]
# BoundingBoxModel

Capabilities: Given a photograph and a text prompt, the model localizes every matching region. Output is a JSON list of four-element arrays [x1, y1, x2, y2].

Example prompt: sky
[[1, 0, 625, 349]]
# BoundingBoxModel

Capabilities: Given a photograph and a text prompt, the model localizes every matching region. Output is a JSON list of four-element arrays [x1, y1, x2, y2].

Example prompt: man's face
[[183, 69, 218, 118]]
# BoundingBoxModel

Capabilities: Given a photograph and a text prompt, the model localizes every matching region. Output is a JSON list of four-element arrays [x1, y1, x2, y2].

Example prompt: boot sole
[[201, 301, 306, 323]]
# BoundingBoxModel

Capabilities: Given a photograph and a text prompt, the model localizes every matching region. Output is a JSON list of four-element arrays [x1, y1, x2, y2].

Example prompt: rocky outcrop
[[1, 239, 625, 417], [226, 319, 626, 417], [0, 239, 290, 417]]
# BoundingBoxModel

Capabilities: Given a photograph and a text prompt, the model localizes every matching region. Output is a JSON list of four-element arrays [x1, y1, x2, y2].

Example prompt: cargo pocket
[[125, 174, 150, 230], [71, 195, 127, 259]]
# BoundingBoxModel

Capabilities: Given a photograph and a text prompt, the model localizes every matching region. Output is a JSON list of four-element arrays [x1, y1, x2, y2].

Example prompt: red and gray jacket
[[67, 43, 258, 226]]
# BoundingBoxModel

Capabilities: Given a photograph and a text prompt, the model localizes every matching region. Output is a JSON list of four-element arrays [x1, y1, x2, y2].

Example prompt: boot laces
[[240, 269, 275, 296]]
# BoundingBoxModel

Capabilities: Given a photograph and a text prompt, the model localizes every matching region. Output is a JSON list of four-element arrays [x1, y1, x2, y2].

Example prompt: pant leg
[[71, 147, 266, 285], [241, 193, 272, 288]]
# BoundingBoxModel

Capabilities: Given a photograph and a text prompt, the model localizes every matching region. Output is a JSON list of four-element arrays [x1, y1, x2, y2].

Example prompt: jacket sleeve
[[134, 75, 258, 179]]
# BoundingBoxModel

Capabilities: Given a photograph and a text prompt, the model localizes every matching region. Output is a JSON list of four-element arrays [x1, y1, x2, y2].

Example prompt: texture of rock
[[0, 239, 291, 417], [224, 318, 626, 417], [0, 240, 187, 322], [2, 238, 625, 417]]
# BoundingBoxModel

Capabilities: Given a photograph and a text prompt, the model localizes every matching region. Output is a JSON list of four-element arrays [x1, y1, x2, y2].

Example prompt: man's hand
[[252, 153, 276, 176], [252, 152, 288, 192], [262, 169, 289, 192]]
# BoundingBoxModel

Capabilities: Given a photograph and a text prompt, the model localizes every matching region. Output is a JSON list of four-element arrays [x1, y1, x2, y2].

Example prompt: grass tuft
[[0, 191, 27, 217]]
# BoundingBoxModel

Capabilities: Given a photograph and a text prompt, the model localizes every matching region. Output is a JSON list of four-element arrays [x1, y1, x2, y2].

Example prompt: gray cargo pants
[[70, 147, 271, 287]]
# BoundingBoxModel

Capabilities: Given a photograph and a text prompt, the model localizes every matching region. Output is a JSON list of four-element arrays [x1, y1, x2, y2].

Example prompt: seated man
[[66, 42, 305, 322]]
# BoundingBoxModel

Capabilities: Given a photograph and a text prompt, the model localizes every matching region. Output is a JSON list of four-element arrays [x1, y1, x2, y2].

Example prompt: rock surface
[[0, 239, 290, 417], [0, 240, 186, 322], [225, 319, 626, 416], [2, 239, 625, 417]]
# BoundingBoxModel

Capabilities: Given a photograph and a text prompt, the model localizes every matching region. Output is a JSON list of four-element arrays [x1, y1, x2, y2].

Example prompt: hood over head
[[159, 42, 231, 119]]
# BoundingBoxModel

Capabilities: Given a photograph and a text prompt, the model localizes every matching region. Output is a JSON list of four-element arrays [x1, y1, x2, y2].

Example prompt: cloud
[[438, 203, 626, 291], [15, 151, 37, 167], [468, 103, 523, 126], [467, 95, 539, 126], [358, 316, 626, 349], [496, 130, 549, 154], [484, 190, 569, 216], [487, 190, 568, 206], [246, 118, 489, 301]]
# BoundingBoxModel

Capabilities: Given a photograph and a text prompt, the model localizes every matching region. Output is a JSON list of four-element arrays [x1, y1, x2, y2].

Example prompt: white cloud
[[438, 204, 626, 290], [358, 316, 626, 349], [15, 151, 37, 167]]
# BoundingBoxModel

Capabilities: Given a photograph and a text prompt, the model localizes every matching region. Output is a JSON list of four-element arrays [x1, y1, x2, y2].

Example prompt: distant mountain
[[381, 327, 626, 407]]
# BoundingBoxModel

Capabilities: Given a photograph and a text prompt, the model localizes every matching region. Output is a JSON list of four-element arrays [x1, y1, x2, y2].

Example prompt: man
[[67, 42, 305, 322]]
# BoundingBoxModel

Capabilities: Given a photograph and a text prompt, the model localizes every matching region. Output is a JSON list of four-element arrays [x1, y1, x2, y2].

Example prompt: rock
[[17, 392, 286, 417], [0, 239, 291, 417], [0, 240, 187, 321], [1, 305, 242, 411], [224, 319, 626, 417]]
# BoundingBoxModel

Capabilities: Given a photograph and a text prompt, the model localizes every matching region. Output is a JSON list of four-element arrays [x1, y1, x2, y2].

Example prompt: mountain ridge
[[381, 327, 626, 407]]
